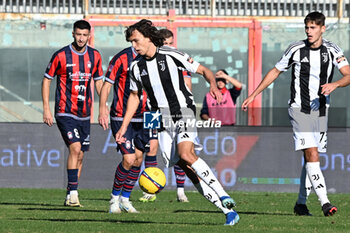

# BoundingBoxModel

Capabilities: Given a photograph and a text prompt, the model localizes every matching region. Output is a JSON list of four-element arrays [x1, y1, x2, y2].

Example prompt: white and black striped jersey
[[129, 46, 199, 118], [275, 39, 349, 116]]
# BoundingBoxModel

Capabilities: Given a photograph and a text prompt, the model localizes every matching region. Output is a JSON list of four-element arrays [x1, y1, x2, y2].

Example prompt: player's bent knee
[[179, 152, 198, 165]]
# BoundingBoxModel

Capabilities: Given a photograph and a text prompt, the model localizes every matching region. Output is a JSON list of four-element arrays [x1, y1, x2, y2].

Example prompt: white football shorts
[[288, 107, 328, 153], [158, 108, 203, 167]]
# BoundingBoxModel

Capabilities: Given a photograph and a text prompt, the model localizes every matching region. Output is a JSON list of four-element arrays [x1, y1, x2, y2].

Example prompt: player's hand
[[241, 96, 255, 111], [115, 126, 127, 144], [210, 86, 222, 104], [321, 83, 339, 96], [43, 110, 53, 127], [98, 106, 110, 130]]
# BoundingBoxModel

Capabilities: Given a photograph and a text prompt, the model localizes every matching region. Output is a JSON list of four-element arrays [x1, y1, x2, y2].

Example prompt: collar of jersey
[[69, 43, 88, 56]]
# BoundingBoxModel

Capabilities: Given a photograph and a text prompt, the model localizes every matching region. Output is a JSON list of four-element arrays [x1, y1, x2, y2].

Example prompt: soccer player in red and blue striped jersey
[[42, 20, 104, 207], [99, 47, 151, 213]]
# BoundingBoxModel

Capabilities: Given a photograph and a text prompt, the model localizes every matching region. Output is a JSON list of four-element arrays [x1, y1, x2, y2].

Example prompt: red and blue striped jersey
[[44, 44, 104, 120], [105, 47, 148, 120]]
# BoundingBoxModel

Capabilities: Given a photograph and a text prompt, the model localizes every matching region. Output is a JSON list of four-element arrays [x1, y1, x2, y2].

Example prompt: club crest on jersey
[[67, 131, 73, 140], [322, 53, 328, 63], [87, 61, 91, 68], [158, 60, 166, 71], [187, 57, 194, 64], [336, 55, 346, 64]]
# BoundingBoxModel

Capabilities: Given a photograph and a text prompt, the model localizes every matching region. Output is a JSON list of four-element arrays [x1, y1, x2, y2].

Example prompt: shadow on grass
[[0, 202, 64, 207], [83, 198, 109, 201], [174, 209, 294, 216], [19, 207, 106, 213], [11, 217, 220, 226]]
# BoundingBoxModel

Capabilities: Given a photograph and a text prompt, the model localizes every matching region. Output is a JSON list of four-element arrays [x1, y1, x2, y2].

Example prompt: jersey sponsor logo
[[322, 52, 328, 63], [47, 62, 52, 69], [87, 61, 91, 68], [336, 55, 346, 64], [301, 57, 309, 63], [187, 57, 194, 64], [140, 69, 148, 76], [74, 85, 87, 92], [77, 95, 86, 101], [66, 63, 76, 67], [143, 111, 161, 129]]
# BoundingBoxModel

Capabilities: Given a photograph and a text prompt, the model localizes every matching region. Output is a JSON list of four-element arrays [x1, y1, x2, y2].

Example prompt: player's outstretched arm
[[41, 78, 53, 127], [98, 81, 112, 130], [321, 65, 350, 95], [196, 64, 222, 104], [241, 67, 281, 111], [115, 91, 140, 144]]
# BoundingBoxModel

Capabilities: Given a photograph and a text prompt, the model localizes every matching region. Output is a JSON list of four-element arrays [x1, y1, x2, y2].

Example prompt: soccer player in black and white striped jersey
[[115, 19, 239, 226], [242, 12, 350, 217]]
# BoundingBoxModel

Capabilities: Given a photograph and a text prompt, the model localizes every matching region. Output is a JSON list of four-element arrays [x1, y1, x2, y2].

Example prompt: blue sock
[[67, 169, 79, 193]]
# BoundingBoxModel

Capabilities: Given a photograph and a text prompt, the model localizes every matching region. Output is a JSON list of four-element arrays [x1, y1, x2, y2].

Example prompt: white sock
[[111, 194, 120, 200], [305, 162, 329, 206], [194, 181, 232, 214], [297, 164, 312, 205], [70, 190, 78, 196], [120, 196, 129, 202], [177, 187, 185, 196], [191, 158, 229, 198]]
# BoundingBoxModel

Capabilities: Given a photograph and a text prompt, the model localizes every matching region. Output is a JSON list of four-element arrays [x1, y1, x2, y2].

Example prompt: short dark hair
[[73, 20, 91, 31], [304, 11, 325, 26], [159, 28, 173, 39], [125, 19, 164, 47]]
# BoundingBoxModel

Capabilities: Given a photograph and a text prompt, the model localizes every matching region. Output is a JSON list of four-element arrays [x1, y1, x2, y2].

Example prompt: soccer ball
[[139, 167, 166, 194]]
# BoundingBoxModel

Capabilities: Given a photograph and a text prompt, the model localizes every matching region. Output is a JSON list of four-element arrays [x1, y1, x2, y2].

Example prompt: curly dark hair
[[125, 19, 164, 47]]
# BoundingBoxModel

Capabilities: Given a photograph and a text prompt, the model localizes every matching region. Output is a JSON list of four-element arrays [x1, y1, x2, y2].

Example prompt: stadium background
[[0, 0, 349, 193]]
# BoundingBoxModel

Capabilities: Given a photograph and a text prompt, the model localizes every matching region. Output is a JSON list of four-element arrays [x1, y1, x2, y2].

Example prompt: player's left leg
[[177, 141, 236, 210], [177, 159, 239, 225], [304, 147, 337, 216]]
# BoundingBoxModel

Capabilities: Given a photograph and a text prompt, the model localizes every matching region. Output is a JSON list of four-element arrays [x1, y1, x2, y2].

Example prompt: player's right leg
[[56, 116, 89, 207], [294, 163, 312, 216]]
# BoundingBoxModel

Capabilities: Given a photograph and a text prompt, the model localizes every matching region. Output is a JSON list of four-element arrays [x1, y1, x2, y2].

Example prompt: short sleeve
[[44, 53, 61, 79], [93, 51, 104, 81]]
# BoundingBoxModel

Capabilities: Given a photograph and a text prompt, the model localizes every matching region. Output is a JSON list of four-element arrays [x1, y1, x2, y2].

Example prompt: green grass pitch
[[0, 188, 349, 233]]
